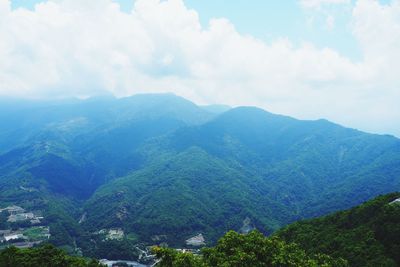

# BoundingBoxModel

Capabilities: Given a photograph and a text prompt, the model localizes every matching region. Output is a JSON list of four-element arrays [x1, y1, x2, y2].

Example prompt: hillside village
[[0, 205, 50, 249]]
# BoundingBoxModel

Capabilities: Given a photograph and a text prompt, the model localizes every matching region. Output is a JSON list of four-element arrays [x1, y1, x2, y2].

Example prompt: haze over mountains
[[0, 93, 399, 253], [2, 0, 399, 265]]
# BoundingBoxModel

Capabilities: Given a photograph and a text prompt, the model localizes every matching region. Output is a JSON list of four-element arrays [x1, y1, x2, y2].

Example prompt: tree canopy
[[0, 244, 103, 267], [153, 230, 347, 267]]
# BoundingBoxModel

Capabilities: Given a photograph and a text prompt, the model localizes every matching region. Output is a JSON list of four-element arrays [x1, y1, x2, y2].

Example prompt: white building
[[4, 233, 24, 242]]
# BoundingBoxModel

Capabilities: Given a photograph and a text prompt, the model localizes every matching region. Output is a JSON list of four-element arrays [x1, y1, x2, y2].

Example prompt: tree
[[153, 230, 347, 267], [0, 244, 104, 267]]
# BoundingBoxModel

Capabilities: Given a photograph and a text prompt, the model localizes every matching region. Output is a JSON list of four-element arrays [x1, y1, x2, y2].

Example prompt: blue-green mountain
[[0, 93, 399, 255]]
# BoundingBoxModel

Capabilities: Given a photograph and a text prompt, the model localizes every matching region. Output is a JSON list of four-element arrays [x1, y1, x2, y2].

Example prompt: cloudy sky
[[0, 0, 399, 136]]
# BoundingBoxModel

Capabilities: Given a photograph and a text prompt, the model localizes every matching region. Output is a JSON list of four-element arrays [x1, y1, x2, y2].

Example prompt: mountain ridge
[[0, 93, 399, 255]]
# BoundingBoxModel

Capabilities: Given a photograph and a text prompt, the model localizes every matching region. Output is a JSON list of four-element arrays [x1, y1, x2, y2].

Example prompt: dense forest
[[1, 192, 399, 265], [153, 193, 400, 267], [0, 94, 399, 255], [82, 95, 400, 245], [276, 193, 400, 267], [0, 244, 103, 267], [153, 230, 348, 267]]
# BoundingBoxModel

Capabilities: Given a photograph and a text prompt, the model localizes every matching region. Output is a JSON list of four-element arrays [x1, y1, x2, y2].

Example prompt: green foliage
[[153, 230, 347, 267], [89, 238, 140, 261], [1, 94, 400, 259], [0, 244, 103, 267], [276, 193, 400, 267], [23, 227, 48, 240], [153, 247, 204, 267], [44, 198, 84, 247], [0, 211, 9, 229], [83, 147, 285, 245], [83, 105, 400, 245]]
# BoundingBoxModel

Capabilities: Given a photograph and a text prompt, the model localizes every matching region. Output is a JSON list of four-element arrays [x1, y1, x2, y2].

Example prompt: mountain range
[[0, 93, 399, 256], [154, 192, 400, 267]]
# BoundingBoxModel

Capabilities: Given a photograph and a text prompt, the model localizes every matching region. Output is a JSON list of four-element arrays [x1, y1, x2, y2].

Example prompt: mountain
[[166, 107, 400, 217], [200, 104, 231, 114], [0, 93, 215, 197], [276, 193, 400, 267], [0, 93, 218, 255], [0, 93, 399, 256], [0, 93, 212, 153], [83, 147, 292, 245], [83, 103, 400, 245], [152, 193, 400, 267]]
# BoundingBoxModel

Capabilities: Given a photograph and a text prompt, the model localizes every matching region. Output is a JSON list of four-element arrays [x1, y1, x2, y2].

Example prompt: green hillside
[[83, 104, 400, 245], [83, 147, 291, 245], [0, 93, 399, 258], [276, 193, 400, 267]]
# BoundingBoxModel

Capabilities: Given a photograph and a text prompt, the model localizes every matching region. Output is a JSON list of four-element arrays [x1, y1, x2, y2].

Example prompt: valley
[[2, 0, 399, 265], [0, 93, 399, 265]]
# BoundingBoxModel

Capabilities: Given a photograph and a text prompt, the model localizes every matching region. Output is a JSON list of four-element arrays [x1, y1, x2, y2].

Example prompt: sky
[[0, 0, 399, 136]]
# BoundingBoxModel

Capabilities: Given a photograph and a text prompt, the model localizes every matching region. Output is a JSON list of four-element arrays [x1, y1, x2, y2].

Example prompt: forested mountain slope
[[82, 101, 400, 245], [0, 93, 399, 251], [276, 193, 400, 267], [153, 193, 400, 267]]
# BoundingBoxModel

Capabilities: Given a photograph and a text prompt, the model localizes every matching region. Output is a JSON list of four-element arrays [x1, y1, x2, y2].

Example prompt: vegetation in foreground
[[1, 193, 399, 266], [276, 192, 400, 267], [0, 244, 103, 267], [153, 230, 348, 267]]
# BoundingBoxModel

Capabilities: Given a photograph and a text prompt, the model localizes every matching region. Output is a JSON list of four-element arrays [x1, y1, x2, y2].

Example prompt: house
[[7, 212, 35, 222], [1, 205, 25, 215], [4, 233, 24, 242], [185, 233, 205, 246], [30, 219, 41, 224], [106, 228, 124, 240]]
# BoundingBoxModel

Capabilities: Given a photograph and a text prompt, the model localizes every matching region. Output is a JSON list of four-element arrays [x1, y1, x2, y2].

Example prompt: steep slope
[[0, 93, 212, 153], [276, 193, 400, 267], [167, 107, 400, 214], [0, 94, 216, 250], [83, 147, 292, 245], [1, 94, 400, 251], [0, 93, 215, 197], [84, 106, 400, 245]]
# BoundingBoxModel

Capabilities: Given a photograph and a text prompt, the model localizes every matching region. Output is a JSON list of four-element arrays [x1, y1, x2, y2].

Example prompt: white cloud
[[326, 14, 335, 29], [300, 0, 351, 9], [0, 0, 399, 136]]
